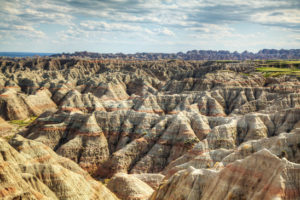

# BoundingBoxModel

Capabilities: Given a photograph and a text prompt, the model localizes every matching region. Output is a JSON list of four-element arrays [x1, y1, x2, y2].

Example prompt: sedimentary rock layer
[[0, 58, 299, 199], [107, 173, 154, 200], [152, 149, 300, 200], [0, 135, 118, 200]]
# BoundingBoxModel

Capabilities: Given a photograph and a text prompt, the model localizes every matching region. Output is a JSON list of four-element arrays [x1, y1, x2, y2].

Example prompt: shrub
[[9, 116, 37, 127], [184, 137, 199, 147]]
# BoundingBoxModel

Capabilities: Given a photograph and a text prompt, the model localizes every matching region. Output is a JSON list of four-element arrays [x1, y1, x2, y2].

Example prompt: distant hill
[[51, 49, 300, 60], [2, 49, 300, 60], [0, 52, 54, 57]]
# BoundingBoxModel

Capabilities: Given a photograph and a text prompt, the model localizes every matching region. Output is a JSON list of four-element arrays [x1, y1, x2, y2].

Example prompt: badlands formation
[[0, 57, 299, 200]]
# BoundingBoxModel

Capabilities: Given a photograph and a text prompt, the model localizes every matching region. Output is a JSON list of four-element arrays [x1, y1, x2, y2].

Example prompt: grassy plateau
[[256, 60, 300, 77]]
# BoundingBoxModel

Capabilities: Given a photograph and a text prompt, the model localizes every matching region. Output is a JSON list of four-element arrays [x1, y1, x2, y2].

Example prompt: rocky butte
[[0, 56, 299, 200]]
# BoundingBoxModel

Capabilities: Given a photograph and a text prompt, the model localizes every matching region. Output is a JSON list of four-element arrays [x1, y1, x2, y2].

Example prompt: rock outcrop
[[131, 173, 165, 190], [50, 49, 300, 60], [0, 57, 299, 199], [0, 117, 12, 135], [0, 88, 56, 120], [152, 149, 300, 200], [0, 135, 118, 200], [107, 173, 154, 200]]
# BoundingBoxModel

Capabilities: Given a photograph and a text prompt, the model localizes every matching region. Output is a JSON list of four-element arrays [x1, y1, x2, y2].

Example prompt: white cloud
[[0, 0, 299, 52], [156, 27, 175, 36], [59, 20, 176, 41], [79, 21, 145, 32], [251, 9, 300, 26]]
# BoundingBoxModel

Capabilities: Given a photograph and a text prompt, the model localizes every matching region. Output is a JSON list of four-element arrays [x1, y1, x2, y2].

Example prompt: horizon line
[[1, 48, 300, 55]]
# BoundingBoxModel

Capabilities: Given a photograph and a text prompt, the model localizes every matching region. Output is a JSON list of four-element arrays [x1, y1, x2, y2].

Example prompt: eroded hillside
[[0, 58, 299, 199]]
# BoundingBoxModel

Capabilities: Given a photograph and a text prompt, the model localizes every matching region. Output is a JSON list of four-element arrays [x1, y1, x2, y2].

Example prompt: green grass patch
[[265, 60, 300, 64], [241, 73, 250, 76], [99, 178, 110, 186], [256, 67, 300, 77], [256, 67, 295, 72], [9, 116, 37, 127], [184, 137, 200, 147], [258, 60, 300, 69], [3, 135, 14, 141]]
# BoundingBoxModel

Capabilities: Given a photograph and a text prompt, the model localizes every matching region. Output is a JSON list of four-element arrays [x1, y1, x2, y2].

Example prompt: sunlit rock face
[[152, 149, 300, 200], [0, 135, 118, 200], [107, 173, 154, 200], [0, 117, 12, 135], [0, 58, 299, 199]]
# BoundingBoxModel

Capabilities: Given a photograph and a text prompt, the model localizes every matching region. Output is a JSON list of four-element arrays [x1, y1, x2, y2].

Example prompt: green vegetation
[[264, 60, 300, 66], [99, 178, 110, 186], [241, 72, 250, 76], [184, 137, 199, 147], [3, 134, 14, 141], [256, 67, 300, 77], [255, 60, 300, 77], [257, 60, 300, 69], [9, 116, 37, 127], [167, 59, 178, 63]]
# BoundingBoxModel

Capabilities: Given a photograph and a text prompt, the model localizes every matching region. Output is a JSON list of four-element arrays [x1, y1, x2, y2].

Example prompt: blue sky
[[0, 0, 299, 53]]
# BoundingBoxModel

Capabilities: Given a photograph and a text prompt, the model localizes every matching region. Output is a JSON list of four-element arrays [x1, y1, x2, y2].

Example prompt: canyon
[[0, 57, 299, 199]]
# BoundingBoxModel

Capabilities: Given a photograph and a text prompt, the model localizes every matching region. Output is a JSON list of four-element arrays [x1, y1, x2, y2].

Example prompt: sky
[[0, 0, 299, 53]]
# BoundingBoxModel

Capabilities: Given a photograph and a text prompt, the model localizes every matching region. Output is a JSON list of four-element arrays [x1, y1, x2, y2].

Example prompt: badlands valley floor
[[0, 58, 299, 200]]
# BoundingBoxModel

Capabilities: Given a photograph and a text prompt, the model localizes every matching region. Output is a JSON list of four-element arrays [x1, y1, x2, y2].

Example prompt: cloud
[[79, 20, 176, 36], [0, 21, 46, 39], [1, 0, 299, 31], [58, 20, 176, 42], [0, 0, 73, 41], [0, 0, 299, 52], [250, 9, 300, 31], [79, 21, 145, 32], [157, 27, 175, 36]]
